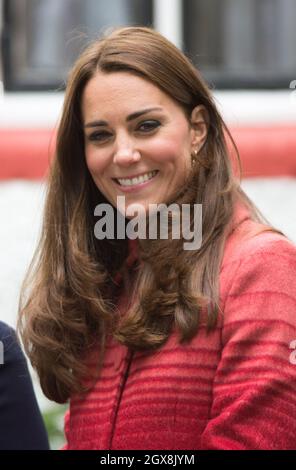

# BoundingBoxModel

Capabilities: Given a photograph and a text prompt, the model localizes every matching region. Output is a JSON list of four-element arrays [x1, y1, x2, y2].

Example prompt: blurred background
[[0, 0, 296, 449]]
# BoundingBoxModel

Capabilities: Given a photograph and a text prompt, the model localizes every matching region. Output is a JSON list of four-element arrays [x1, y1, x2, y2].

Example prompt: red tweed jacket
[[63, 202, 296, 450]]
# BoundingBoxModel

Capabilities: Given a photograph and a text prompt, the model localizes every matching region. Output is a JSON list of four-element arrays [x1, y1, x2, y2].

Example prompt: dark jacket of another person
[[0, 321, 49, 449]]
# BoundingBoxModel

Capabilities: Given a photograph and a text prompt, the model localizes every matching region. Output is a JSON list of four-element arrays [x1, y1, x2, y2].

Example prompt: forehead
[[81, 71, 178, 118]]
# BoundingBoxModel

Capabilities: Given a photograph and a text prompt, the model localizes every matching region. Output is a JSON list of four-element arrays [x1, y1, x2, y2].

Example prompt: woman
[[0, 321, 49, 449], [18, 26, 296, 450]]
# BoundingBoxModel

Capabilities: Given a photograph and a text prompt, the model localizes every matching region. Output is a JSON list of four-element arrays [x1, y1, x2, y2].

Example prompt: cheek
[[147, 138, 184, 164], [85, 147, 108, 177]]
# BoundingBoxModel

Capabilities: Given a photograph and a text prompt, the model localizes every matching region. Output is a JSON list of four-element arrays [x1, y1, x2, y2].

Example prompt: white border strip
[[214, 90, 296, 126], [0, 90, 295, 129], [0, 92, 64, 129]]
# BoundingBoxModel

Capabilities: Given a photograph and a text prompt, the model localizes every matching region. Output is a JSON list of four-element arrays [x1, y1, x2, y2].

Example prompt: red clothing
[[63, 203, 296, 450]]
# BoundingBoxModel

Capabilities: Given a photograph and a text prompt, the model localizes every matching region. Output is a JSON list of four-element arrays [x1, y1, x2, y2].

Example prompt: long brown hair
[[18, 26, 280, 403]]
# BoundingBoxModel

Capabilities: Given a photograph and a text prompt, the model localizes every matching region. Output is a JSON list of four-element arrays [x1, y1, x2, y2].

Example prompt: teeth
[[117, 171, 158, 187]]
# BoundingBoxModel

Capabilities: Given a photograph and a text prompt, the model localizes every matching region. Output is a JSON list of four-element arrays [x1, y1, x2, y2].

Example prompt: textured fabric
[[63, 203, 296, 450], [0, 322, 49, 450]]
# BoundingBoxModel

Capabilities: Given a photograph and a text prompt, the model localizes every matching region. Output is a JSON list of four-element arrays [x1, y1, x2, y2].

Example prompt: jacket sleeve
[[0, 322, 50, 450], [200, 238, 296, 450]]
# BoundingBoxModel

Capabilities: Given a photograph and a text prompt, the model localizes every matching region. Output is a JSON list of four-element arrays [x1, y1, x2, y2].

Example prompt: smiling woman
[[82, 71, 208, 215], [18, 26, 296, 450]]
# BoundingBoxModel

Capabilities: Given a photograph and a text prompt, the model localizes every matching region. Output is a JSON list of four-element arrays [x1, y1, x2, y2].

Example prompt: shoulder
[[221, 208, 296, 288], [223, 231, 296, 279], [220, 228, 296, 333], [222, 210, 296, 266], [219, 208, 296, 320], [0, 321, 17, 351], [0, 321, 25, 366], [0, 321, 14, 341]]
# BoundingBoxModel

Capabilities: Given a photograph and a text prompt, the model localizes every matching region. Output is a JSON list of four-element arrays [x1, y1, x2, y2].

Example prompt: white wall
[[1, 90, 296, 129]]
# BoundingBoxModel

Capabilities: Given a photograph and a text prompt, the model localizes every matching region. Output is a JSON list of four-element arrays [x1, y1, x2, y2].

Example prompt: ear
[[189, 105, 209, 151]]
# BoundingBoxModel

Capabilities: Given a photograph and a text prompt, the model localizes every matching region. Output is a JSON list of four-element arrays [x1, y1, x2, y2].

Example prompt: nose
[[113, 134, 141, 166]]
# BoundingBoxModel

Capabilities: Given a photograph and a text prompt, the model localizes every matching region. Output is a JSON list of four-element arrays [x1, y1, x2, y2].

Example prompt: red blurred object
[[0, 129, 56, 180], [229, 126, 296, 178], [0, 126, 296, 180]]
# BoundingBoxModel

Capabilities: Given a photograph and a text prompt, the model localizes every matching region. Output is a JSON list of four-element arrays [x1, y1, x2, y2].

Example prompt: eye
[[88, 131, 112, 142], [137, 120, 161, 133]]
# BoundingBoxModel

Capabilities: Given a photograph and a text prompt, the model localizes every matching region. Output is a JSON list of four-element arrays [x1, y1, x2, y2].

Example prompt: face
[[82, 71, 207, 217]]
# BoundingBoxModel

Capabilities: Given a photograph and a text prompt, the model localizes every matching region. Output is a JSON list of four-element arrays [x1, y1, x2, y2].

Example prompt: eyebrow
[[84, 107, 164, 128]]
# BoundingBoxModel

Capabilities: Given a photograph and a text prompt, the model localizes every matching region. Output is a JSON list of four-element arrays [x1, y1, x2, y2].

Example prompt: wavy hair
[[18, 26, 279, 403]]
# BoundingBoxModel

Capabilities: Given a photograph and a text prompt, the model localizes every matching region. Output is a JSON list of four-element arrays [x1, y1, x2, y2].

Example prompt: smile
[[115, 170, 158, 187], [112, 170, 159, 194]]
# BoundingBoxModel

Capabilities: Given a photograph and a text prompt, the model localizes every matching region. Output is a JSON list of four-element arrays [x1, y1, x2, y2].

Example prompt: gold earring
[[191, 149, 198, 166]]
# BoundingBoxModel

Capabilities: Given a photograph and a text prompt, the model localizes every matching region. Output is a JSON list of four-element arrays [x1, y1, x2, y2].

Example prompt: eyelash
[[88, 120, 161, 142], [137, 120, 160, 132]]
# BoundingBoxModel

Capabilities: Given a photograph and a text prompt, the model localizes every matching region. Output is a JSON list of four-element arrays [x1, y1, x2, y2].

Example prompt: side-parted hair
[[18, 26, 281, 403]]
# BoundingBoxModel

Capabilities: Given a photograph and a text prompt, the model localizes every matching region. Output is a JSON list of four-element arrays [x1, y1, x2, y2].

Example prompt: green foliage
[[42, 404, 68, 450]]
